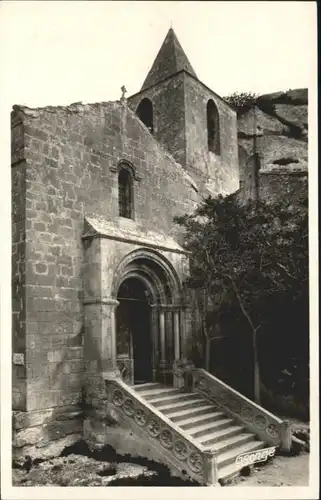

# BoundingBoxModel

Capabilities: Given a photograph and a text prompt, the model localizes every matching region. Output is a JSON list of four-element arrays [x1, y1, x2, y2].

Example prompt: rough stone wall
[[11, 100, 199, 455], [184, 74, 239, 196], [129, 72, 239, 197], [128, 73, 186, 168], [237, 88, 308, 204], [11, 115, 27, 411]]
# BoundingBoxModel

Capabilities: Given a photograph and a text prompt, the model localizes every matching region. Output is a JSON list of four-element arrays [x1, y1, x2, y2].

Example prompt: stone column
[[166, 308, 173, 366], [179, 309, 187, 360], [151, 305, 159, 382], [173, 309, 180, 361], [159, 308, 167, 382]]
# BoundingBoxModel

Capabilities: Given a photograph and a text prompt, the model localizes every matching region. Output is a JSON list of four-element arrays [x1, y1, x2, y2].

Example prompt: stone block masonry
[[128, 71, 240, 197], [11, 99, 200, 456]]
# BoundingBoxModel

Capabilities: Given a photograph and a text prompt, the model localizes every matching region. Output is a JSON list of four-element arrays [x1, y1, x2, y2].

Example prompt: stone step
[[179, 410, 226, 429], [134, 383, 164, 392], [206, 431, 256, 456], [198, 424, 244, 447], [142, 388, 183, 400], [217, 438, 265, 469], [148, 392, 203, 407], [133, 382, 273, 485], [188, 417, 235, 438], [217, 459, 249, 483], [168, 404, 216, 422], [217, 460, 241, 482], [158, 398, 206, 414]]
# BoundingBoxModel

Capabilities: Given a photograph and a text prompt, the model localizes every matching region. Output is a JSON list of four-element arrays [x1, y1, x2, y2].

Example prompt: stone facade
[[11, 29, 308, 459], [128, 72, 239, 195], [11, 98, 199, 457]]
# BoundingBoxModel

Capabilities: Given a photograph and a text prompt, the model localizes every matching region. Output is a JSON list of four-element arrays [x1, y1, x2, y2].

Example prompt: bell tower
[[128, 28, 239, 195]]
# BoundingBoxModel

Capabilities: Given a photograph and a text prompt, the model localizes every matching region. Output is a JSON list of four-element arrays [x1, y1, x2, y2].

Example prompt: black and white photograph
[[0, 1, 318, 499]]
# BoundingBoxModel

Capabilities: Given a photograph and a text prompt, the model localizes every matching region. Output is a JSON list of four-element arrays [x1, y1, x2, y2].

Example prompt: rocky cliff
[[236, 88, 308, 203]]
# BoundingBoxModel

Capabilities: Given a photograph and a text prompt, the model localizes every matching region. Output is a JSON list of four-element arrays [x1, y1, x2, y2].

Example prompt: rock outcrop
[[236, 89, 308, 203]]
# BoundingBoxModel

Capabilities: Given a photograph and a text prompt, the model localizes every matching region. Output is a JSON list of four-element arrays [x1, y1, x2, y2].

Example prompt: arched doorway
[[112, 249, 184, 386], [116, 277, 153, 384]]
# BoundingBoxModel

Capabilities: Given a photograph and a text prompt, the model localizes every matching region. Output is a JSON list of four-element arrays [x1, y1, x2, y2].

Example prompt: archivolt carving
[[111, 248, 183, 306]]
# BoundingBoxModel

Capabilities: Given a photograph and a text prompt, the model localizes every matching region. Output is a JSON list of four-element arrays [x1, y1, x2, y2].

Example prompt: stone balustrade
[[187, 368, 292, 451], [104, 375, 220, 486], [116, 355, 134, 384]]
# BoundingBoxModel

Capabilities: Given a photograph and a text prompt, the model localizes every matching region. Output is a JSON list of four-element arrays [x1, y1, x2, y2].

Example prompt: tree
[[223, 91, 258, 113], [174, 193, 308, 404]]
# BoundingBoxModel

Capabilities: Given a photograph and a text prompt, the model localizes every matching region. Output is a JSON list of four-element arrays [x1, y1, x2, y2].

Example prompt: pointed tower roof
[[141, 28, 197, 91]]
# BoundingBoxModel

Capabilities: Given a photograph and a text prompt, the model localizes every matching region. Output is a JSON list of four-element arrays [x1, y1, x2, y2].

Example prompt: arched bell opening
[[136, 98, 154, 134]]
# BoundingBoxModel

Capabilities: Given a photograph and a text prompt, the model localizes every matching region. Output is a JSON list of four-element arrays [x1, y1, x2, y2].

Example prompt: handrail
[[189, 368, 292, 451], [197, 369, 283, 422], [104, 374, 219, 485]]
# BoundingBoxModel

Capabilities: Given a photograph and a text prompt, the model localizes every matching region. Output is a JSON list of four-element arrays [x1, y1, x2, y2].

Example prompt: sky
[[0, 1, 317, 110]]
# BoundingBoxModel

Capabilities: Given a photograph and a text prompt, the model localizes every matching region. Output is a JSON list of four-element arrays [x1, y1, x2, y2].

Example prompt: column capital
[[158, 303, 183, 310]]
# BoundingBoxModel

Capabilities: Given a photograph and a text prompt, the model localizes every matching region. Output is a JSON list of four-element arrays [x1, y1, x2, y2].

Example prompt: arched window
[[136, 98, 154, 134], [118, 167, 133, 219], [207, 99, 220, 154]]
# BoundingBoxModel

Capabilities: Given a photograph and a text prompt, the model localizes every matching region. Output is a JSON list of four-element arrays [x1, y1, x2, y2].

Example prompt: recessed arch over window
[[136, 98, 154, 134], [118, 166, 133, 219], [207, 99, 220, 155]]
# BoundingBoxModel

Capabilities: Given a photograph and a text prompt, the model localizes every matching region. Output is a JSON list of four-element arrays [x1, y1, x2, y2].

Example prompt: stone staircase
[[133, 382, 267, 483]]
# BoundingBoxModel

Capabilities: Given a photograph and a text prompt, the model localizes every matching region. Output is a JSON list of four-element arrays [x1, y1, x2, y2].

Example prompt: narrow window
[[136, 98, 154, 134], [118, 167, 133, 218], [207, 99, 220, 154]]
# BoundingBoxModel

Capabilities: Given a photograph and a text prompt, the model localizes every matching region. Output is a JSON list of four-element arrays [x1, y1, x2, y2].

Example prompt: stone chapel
[[12, 28, 305, 483]]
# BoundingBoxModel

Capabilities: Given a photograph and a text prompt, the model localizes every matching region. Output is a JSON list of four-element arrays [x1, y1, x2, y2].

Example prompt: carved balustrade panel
[[116, 355, 133, 384], [105, 378, 217, 484], [192, 369, 283, 447]]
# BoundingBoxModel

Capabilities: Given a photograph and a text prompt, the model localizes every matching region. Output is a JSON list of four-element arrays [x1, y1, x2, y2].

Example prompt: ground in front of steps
[[231, 452, 309, 487], [12, 445, 309, 487]]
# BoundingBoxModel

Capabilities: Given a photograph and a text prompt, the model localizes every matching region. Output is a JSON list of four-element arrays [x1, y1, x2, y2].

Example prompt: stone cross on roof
[[121, 85, 127, 101]]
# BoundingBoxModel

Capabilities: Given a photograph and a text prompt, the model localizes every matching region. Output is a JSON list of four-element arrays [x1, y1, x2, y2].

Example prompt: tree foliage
[[174, 193, 309, 407], [224, 91, 258, 112]]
